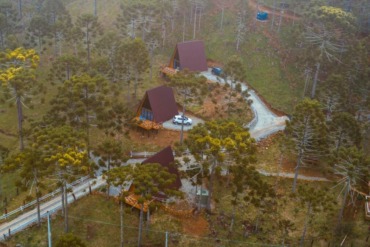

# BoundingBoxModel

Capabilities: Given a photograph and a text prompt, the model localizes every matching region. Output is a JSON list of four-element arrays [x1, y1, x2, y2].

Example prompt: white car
[[173, 115, 192, 125]]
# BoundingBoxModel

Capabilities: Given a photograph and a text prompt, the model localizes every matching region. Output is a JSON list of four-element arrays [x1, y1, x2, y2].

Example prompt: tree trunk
[[38, 35, 42, 55], [0, 30, 4, 49], [120, 200, 124, 247], [61, 184, 65, 215], [145, 207, 150, 236], [300, 202, 312, 247], [311, 62, 320, 99], [182, 13, 186, 42], [134, 70, 138, 100], [16, 96, 24, 151], [292, 149, 302, 193], [207, 160, 217, 212], [192, 7, 197, 39], [84, 86, 90, 157], [277, 10, 284, 33], [94, 0, 97, 16], [337, 182, 349, 229], [220, 7, 224, 31], [18, 0, 22, 19], [229, 199, 237, 233], [270, 0, 276, 30], [335, 132, 343, 154], [36, 189, 41, 227], [86, 23, 90, 66], [138, 204, 144, 247], [198, 183, 202, 211]]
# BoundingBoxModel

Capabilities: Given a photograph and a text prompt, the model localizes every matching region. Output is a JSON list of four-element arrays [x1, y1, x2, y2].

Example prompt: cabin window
[[140, 108, 153, 121]]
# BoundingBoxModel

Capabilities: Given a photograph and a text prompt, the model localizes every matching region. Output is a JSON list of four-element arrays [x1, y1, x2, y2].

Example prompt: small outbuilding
[[135, 85, 178, 130], [168, 40, 208, 72], [142, 146, 182, 190]]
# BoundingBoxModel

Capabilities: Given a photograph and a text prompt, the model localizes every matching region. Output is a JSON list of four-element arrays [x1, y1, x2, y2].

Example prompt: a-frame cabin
[[168, 40, 208, 72], [135, 86, 178, 130]]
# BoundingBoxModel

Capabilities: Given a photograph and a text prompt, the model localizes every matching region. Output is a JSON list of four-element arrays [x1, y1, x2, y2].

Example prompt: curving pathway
[[201, 68, 289, 140]]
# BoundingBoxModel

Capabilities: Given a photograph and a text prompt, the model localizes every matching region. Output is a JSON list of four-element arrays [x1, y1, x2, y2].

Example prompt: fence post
[[165, 231, 168, 247]]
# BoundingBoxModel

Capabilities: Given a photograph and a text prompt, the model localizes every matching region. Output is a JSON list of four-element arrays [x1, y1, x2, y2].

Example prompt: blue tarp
[[257, 12, 268, 21]]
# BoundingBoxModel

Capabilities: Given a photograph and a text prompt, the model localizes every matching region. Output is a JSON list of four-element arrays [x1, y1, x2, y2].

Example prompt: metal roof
[[143, 86, 178, 123], [176, 40, 208, 72], [142, 146, 182, 189]]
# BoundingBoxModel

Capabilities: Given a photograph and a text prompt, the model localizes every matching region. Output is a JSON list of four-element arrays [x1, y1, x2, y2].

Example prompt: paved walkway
[[0, 176, 105, 240], [0, 158, 145, 240]]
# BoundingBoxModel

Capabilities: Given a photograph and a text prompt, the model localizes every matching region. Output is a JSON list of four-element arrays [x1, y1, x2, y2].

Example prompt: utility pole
[[165, 231, 168, 247], [47, 211, 52, 247]]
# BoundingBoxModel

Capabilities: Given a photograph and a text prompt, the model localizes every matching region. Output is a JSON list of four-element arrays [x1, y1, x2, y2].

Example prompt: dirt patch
[[181, 215, 209, 236], [192, 83, 253, 122], [129, 128, 187, 149]]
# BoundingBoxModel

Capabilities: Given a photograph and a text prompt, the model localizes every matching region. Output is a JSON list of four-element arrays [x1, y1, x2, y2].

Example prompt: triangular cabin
[[168, 40, 208, 72], [142, 146, 182, 190], [123, 146, 182, 211], [135, 86, 178, 130]]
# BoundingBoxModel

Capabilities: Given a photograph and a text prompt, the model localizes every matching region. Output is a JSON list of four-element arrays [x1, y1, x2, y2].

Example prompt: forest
[[0, 0, 369, 246]]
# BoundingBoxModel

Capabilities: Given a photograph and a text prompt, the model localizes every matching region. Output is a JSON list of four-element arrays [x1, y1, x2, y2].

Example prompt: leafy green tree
[[93, 138, 128, 195], [2, 148, 45, 226], [222, 55, 247, 114], [333, 147, 369, 229], [119, 38, 149, 101], [95, 32, 121, 82], [0, 2, 18, 50], [185, 120, 256, 212], [0, 47, 40, 150], [56, 233, 87, 247], [65, 26, 83, 56], [107, 163, 181, 247], [48, 55, 84, 83], [285, 98, 328, 192], [229, 164, 273, 235], [48, 73, 110, 154], [296, 186, 335, 247], [329, 112, 361, 153], [76, 14, 102, 65], [169, 70, 207, 144], [116, 2, 160, 41], [302, 4, 357, 99], [25, 15, 50, 54], [277, 219, 295, 246], [36, 125, 90, 233], [96, 102, 133, 137]]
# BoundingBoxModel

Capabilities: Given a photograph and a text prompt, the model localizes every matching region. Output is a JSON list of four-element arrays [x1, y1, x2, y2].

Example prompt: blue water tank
[[257, 12, 268, 21]]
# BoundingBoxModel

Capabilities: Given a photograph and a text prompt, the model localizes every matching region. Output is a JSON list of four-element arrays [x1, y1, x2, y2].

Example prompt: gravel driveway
[[201, 68, 288, 140]]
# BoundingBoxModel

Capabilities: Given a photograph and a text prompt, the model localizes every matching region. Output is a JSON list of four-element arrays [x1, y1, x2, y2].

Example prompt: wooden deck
[[161, 67, 177, 77], [133, 117, 162, 130], [124, 194, 151, 212]]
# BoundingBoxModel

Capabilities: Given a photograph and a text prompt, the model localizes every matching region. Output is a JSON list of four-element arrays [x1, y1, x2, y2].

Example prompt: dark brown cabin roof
[[140, 86, 178, 123], [142, 146, 182, 190], [175, 40, 207, 72]]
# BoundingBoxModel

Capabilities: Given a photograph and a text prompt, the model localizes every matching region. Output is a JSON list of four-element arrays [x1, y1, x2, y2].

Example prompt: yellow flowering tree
[[185, 120, 256, 213], [32, 125, 90, 233], [0, 47, 40, 150]]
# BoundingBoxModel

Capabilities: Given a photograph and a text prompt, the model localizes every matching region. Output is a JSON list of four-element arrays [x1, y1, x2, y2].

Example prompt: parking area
[[162, 114, 204, 131]]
